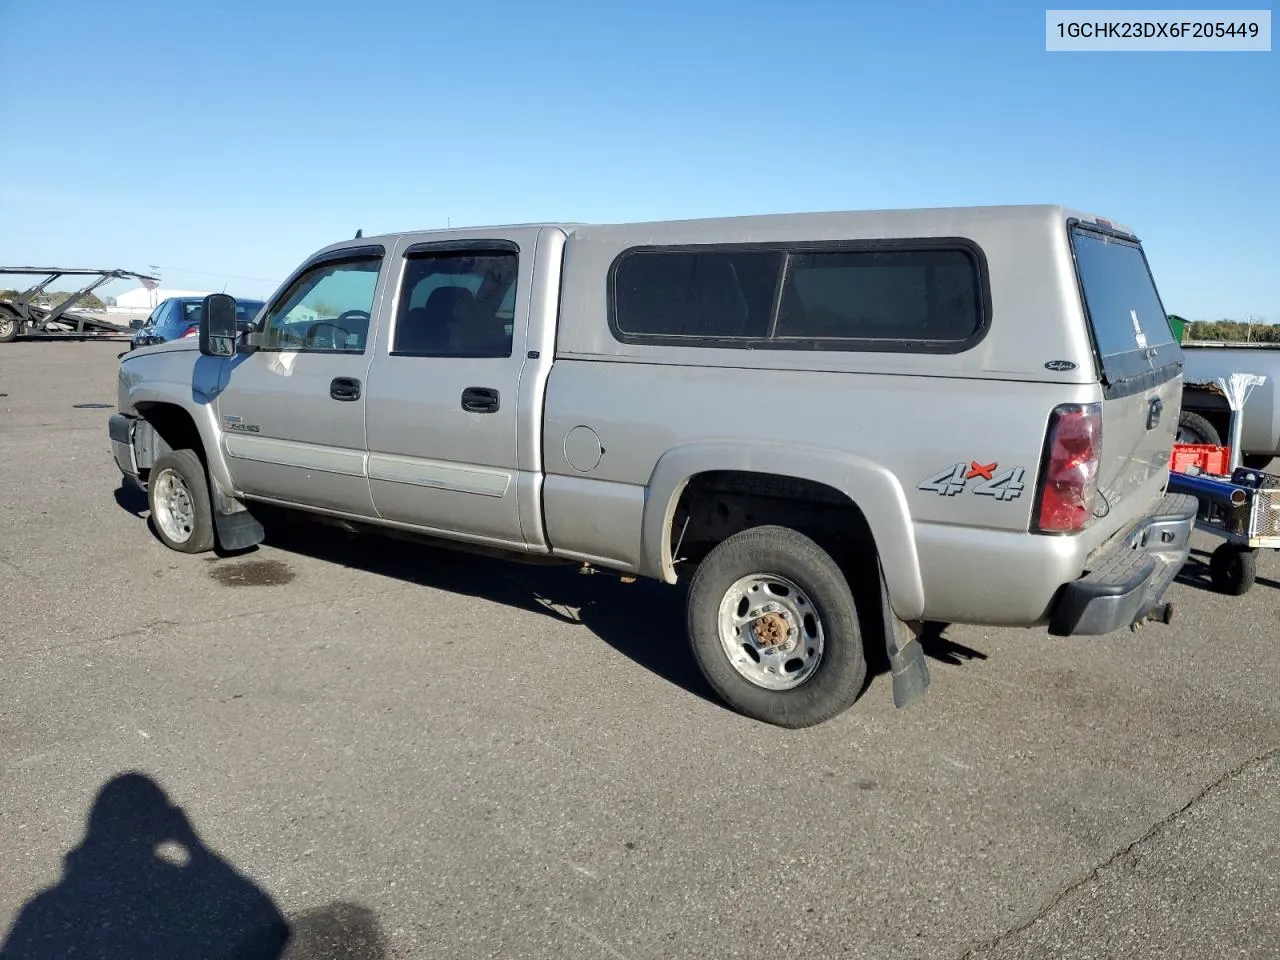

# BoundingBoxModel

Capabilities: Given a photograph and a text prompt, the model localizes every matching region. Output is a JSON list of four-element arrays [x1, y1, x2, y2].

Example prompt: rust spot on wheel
[[753, 612, 789, 648]]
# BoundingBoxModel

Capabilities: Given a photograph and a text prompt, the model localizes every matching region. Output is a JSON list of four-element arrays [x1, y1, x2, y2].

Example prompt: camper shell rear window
[[1068, 221, 1182, 390]]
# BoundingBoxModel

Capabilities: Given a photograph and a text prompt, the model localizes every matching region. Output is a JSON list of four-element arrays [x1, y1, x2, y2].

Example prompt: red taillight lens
[[1034, 402, 1102, 534], [181, 326, 198, 338]]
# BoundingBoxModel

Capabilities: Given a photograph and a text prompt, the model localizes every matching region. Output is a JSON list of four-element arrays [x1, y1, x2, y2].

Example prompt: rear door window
[[391, 250, 519, 358], [1070, 224, 1181, 388]]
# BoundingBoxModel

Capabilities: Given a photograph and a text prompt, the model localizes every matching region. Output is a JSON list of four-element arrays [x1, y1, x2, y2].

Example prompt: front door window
[[258, 257, 382, 353]]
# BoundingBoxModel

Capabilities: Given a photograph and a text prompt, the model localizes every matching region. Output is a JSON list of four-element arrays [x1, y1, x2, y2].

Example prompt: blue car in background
[[129, 296, 266, 350]]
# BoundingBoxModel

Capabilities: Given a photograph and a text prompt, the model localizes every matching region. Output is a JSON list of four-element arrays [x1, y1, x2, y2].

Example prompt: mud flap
[[879, 559, 931, 708], [207, 473, 265, 552], [214, 509, 265, 552]]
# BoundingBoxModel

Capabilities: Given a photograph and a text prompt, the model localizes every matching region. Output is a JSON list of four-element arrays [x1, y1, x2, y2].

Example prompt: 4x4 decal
[[918, 461, 1026, 501]]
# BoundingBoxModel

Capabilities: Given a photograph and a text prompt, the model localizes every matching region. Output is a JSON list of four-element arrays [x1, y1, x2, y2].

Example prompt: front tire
[[685, 525, 867, 728], [147, 450, 216, 553]]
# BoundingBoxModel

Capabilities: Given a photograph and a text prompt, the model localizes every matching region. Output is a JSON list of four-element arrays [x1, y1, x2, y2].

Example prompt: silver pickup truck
[[1177, 342, 1280, 469], [109, 205, 1198, 728]]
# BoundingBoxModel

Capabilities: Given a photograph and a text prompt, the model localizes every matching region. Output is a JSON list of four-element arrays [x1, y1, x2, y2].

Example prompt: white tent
[[110, 286, 213, 312]]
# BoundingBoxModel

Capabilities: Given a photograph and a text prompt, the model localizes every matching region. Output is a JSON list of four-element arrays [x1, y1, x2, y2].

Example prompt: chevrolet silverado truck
[[1176, 341, 1280, 469], [109, 205, 1198, 728]]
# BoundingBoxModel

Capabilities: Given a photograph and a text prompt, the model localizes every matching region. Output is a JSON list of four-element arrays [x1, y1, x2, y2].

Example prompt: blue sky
[[0, 0, 1275, 319]]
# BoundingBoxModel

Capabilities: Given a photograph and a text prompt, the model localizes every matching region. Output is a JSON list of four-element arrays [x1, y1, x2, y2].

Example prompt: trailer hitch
[[1131, 601, 1175, 631]]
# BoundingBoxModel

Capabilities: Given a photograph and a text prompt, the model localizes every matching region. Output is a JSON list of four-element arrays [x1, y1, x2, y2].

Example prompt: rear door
[[1069, 220, 1183, 518], [363, 233, 538, 549]]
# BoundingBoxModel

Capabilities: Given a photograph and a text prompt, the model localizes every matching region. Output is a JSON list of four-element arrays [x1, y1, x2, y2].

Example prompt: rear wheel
[[0, 312, 20, 342], [1209, 543, 1256, 596], [1177, 411, 1222, 446], [685, 524, 867, 728], [147, 449, 216, 553]]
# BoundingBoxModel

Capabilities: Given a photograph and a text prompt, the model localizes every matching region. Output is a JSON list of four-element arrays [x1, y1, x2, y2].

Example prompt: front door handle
[[461, 386, 500, 413], [330, 377, 361, 402]]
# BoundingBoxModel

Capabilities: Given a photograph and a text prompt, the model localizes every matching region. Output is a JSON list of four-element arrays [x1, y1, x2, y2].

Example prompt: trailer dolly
[[0, 266, 160, 343]]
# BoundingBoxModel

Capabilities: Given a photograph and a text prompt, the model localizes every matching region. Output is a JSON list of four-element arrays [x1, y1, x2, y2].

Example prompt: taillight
[[181, 326, 198, 338], [1033, 402, 1102, 534]]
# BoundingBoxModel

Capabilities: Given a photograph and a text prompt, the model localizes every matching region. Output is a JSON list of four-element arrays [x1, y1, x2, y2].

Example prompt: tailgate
[[1070, 221, 1183, 521]]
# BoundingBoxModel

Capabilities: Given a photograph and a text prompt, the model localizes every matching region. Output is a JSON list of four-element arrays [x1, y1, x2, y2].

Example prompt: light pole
[[148, 265, 162, 309]]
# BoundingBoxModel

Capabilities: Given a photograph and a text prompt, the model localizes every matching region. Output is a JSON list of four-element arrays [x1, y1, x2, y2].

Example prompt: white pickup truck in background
[[1178, 342, 1280, 469]]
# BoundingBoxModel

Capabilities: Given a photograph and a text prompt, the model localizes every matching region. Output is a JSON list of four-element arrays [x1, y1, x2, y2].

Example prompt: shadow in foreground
[[0, 772, 384, 960]]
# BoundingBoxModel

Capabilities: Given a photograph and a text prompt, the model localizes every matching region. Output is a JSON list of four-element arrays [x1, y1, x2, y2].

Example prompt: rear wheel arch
[[640, 443, 925, 621]]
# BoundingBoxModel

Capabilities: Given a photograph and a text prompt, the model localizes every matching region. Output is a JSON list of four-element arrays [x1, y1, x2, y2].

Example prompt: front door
[[216, 246, 388, 517], [363, 238, 531, 548]]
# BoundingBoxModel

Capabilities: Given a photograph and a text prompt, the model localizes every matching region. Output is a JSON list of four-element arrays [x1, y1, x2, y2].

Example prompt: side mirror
[[199, 293, 238, 357], [128, 317, 144, 330]]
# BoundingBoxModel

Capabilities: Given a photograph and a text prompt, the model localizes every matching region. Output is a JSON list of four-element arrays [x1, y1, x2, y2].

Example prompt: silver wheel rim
[[716, 573, 825, 690], [152, 468, 195, 544], [0, 317, 15, 338]]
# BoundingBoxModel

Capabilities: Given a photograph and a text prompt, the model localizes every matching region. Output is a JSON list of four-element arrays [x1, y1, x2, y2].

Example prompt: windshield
[[1070, 223, 1181, 387]]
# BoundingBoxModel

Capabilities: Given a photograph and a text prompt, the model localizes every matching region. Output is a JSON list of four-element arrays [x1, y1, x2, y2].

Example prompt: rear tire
[[685, 524, 868, 728], [1177, 411, 1222, 447], [1209, 543, 1256, 596], [0, 312, 20, 342], [147, 450, 216, 553]]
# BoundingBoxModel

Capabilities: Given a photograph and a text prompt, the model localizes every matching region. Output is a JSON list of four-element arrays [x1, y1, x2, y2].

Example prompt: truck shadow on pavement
[[250, 515, 990, 706], [113, 481, 148, 518], [261, 516, 723, 704], [0, 772, 385, 960]]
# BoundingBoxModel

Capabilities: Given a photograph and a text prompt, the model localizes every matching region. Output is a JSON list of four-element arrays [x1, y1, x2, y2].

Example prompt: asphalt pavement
[[1, 341, 1277, 960]]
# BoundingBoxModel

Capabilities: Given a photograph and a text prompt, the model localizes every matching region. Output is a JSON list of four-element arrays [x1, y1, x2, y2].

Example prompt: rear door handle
[[330, 377, 361, 402], [461, 386, 500, 413]]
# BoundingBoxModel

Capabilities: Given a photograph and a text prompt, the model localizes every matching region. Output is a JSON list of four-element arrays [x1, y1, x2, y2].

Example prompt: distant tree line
[[0, 289, 107, 310], [1182, 318, 1280, 343]]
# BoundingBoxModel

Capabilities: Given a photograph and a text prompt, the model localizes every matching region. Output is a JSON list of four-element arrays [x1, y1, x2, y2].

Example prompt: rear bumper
[[1047, 491, 1199, 636]]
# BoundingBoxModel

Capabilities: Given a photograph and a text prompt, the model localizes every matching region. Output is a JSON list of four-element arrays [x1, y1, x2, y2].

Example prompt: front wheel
[[685, 525, 867, 728], [147, 449, 216, 553]]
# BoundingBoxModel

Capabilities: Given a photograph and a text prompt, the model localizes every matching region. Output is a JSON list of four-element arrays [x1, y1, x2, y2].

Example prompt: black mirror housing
[[128, 317, 144, 330], [199, 293, 238, 357]]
